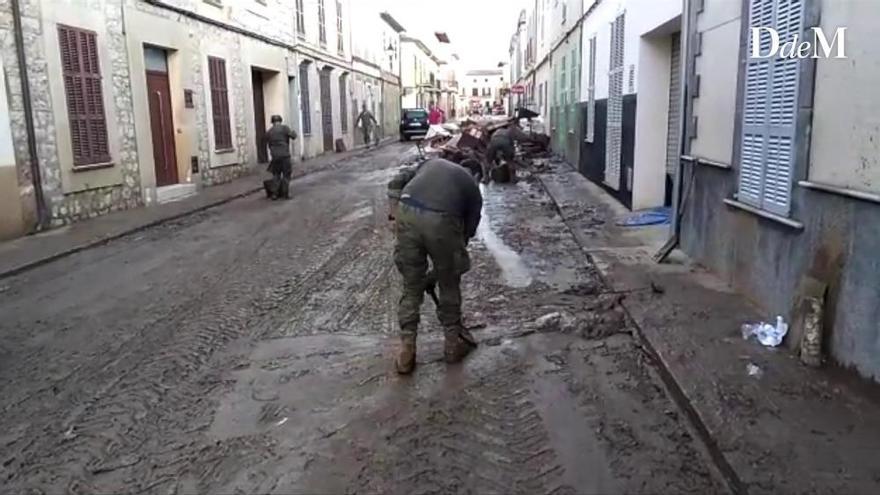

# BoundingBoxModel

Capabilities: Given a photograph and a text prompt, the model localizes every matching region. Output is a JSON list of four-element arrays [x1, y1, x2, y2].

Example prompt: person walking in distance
[[428, 101, 444, 125], [387, 158, 483, 374], [356, 103, 378, 148], [264, 115, 297, 199]]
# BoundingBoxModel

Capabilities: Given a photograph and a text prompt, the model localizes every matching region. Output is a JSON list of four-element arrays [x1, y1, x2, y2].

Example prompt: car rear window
[[405, 110, 428, 119]]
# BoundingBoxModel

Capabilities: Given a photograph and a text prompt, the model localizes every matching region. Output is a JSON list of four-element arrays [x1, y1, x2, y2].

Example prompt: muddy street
[[0, 143, 726, 494]]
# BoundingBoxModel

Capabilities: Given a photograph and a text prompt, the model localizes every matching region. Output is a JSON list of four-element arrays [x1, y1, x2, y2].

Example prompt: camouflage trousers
[[393, 203, 471, 336]]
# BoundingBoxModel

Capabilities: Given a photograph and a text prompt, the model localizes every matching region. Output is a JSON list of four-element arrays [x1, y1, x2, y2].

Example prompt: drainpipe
[[669, 0, 694, 247], [11, 0, 49, 230]]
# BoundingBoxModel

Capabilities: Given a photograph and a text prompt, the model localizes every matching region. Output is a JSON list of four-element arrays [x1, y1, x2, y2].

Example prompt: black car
[[399, 108, 429, 141]]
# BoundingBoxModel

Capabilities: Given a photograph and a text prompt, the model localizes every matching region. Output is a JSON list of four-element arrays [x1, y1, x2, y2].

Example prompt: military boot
[[396, 335, 417, 374], [444, 326, 477, 364]]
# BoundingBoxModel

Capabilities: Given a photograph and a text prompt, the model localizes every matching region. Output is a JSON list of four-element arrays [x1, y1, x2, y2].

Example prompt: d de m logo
[[750, 27, 847, 59]]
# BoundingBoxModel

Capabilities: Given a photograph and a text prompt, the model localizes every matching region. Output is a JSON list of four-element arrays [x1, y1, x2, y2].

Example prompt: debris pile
[[419, 108, 552, 182]]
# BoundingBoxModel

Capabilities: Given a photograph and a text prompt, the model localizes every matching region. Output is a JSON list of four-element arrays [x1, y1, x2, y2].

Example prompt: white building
[[461, 69, 506, 116], [0, 0, 404, 239], [400, 35, 441, 109], [349, 6, 403, 141], [677, 0, 880, 382], [508, 0, 683, 211]]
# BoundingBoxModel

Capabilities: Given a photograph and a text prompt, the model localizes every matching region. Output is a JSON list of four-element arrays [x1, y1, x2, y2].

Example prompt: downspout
[[11, 0, 49, 230]]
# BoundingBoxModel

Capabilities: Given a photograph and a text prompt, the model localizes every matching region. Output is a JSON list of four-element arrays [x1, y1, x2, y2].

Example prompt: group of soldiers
[[387, 121, 532, 374], [263, 106, 528, 374], [262, 104, 378, 200]]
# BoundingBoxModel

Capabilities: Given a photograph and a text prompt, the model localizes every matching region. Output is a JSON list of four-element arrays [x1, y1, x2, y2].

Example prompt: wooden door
[[252, 70, 268, 164], [146, 71, 178, 187], [319, 69, 334, 152]]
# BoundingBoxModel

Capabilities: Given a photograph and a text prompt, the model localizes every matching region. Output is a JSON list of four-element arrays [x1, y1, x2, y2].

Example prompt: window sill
[[798, 180, 880, 205], [214, 148, 235, 155], [682, 154, 731, 170], [723, 198, 804, 230], [72, 161, 114, 172]]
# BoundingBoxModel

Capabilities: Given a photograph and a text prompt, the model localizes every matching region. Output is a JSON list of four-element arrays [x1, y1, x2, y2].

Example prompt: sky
[[375, 0, 530, 71]]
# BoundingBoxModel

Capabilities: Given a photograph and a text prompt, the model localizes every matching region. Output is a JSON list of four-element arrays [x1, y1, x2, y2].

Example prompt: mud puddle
[[478, 183, 533, 288]]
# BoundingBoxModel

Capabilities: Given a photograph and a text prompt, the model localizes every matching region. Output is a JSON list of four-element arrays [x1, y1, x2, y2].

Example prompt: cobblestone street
[[0, 144, 728, 494]]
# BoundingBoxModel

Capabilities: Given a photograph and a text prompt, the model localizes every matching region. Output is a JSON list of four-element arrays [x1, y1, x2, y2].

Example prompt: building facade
[[399, 35, 441, 110], [0, 0, 402, 239], [678, 0, 880, 381], [510, 0, 682, 210], [461, 69, 506, 116], [350, 6, 403, 143]]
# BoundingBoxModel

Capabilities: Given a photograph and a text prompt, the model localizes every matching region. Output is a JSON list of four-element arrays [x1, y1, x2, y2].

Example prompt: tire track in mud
[[0, 147, 411, 493], [349, 358, 574, 495], [8, 225, 359, 492]]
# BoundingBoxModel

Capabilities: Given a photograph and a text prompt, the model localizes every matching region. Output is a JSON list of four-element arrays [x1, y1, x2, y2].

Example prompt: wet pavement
[[0, 144, 727, 494]]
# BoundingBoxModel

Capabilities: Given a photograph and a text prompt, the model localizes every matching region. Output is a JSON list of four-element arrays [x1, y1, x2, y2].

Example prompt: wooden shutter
[[336, 0, 344, 54], [208, 57, 232, 150], [586, 36, 597, 143], [339, 75, 348, 132], [299, 64, 312, 136], [738, 0, 802, 215], [58, 25, 110, 166], [605, 14, 626, 190], [318, 0, 327, 45], [295, 0, 305, 37], [666, 32, 682, 175]]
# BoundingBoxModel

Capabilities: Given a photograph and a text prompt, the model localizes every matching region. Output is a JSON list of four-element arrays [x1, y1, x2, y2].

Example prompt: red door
[[147, 71, 178, 186]]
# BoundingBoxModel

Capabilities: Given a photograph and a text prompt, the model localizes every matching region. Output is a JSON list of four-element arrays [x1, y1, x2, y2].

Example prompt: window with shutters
[[299, 63, 312, 136], [560, 55, 566, 106], [472, 88, 478, 97], [737, 0, 803, 216], [207, 56, 232, 150], [295, 0, 305, 38], [318, 0, 327, 46], [58, 25, 111, 166], [569, 44, 579, 134], [586, 35, 597, 143], [339, 74, 348, 132], [605, 14, 625, 190], [336, 0, 344, 55]]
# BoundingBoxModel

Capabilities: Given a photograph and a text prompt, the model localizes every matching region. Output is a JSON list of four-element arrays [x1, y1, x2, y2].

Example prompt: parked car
[[399, 108, 429, 141]]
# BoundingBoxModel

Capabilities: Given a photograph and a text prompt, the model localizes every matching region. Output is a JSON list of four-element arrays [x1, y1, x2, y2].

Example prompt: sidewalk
[[537, 161, 880, 495], [0, 141, 394, 280]]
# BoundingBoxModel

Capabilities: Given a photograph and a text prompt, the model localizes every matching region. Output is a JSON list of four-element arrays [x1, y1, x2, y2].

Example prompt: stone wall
[[0, 0, 397, 234], [0, 0, 143, 228], [1, 0, 42, 228]]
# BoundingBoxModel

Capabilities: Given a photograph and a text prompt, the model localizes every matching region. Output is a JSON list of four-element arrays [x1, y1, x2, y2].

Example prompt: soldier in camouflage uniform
[[484, 124, 530, 184], [387, 158, 483, 374]]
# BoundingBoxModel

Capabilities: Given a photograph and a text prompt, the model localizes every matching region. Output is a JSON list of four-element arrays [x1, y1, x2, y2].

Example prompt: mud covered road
[[0, 143, 728, 494]]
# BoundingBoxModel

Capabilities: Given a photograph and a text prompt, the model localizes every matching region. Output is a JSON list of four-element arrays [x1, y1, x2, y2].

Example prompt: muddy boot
[[396, 335, 417, 374], [444, 326, 477, 364]]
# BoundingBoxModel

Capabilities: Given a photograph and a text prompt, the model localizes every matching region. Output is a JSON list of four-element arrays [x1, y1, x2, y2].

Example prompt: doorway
[[252, 69, 268, 164], [319, 68, 334, 152], [145, 47, 178, 187]]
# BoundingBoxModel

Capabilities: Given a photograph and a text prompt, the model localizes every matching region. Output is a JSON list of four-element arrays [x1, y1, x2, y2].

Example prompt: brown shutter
[[208, 56, 233, 150], [58, 24, 110, 166]]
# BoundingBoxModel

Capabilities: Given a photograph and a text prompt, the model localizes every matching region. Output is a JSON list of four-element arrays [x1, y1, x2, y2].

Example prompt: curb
[[535, 172, 747, 495], [0, 142, 393, 281]]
